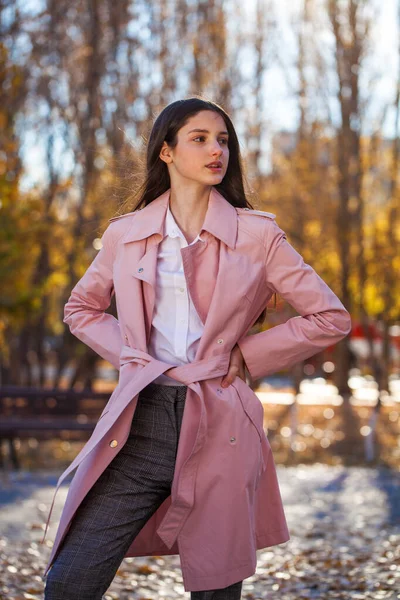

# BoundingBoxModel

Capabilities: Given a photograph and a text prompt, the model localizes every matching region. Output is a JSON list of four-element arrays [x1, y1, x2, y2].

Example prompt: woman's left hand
[[221, 344, 246, 387]]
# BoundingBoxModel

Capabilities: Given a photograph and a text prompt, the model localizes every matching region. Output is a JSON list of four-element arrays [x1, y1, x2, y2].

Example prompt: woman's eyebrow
[[187, 128, 229, 135]]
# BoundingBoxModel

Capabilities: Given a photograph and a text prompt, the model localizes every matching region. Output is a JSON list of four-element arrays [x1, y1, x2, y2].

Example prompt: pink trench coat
[[41, 187, 351, 591]]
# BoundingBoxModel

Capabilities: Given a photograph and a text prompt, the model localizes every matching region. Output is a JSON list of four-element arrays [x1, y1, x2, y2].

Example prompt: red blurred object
[[350, 321, 381, 340], [349, 320, 400, 349]]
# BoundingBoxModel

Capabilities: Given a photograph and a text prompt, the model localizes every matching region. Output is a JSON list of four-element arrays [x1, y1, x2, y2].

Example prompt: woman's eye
[[193, 137, 228, 145]]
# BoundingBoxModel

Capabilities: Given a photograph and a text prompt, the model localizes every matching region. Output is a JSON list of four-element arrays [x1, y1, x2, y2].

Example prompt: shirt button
[[138, 267, 144, 273], [124, 334, 128, 342], [109, 440, 118, 448], [179, 287, 185, 293], [230, 436, 236, 443], [217, 338, 224, 344]]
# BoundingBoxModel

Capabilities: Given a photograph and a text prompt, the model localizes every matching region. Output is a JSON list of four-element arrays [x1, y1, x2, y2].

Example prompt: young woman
[[42, 97, 351, 599]]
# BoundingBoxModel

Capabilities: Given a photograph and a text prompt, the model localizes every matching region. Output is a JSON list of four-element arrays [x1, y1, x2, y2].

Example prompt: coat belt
[[120, 345, 231, 384], [41, 347, 232, 547]]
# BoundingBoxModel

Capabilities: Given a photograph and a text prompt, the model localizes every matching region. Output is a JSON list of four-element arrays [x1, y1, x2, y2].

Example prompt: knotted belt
[[41, 346, 232, 547]]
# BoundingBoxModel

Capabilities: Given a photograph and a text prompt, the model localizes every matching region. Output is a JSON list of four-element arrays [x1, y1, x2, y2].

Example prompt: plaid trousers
[[44, 382, 243, 600]]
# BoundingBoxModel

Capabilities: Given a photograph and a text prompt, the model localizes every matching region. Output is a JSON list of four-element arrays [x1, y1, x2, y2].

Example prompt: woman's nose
[[210, 142, 223, 155]]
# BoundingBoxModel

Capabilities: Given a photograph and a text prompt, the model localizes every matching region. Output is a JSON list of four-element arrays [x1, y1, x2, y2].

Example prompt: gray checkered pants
[[44, 382, 243, 599]]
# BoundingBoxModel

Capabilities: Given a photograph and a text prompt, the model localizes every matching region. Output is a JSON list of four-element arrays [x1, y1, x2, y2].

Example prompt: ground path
[[0, 465, 399, 599]]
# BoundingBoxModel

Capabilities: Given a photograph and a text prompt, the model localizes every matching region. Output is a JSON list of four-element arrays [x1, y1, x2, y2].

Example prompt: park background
[[0, 0, 399, 598]]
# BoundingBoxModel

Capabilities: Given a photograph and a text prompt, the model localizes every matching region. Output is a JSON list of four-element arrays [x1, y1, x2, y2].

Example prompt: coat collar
[[121, 186, 238, 250]]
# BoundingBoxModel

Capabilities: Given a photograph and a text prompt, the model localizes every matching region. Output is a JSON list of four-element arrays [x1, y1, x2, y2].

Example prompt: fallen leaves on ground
[[0, 465, 399, 599]]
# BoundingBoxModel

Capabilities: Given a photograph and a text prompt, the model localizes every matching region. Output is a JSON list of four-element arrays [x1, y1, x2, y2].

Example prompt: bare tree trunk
[[328, 0, 371, 397], [380, 0, 400, 391]]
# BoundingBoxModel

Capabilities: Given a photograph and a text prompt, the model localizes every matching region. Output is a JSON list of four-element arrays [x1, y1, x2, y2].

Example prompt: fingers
[[221, 365, 239, 388], [220, 345, 247, 387]]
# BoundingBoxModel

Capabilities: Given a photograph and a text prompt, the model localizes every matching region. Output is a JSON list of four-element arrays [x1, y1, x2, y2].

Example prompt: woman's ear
[[159, 141, 173, 164]]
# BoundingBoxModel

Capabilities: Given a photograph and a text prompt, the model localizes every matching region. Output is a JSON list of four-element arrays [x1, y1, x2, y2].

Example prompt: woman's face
[[160, 110, 230, 186]]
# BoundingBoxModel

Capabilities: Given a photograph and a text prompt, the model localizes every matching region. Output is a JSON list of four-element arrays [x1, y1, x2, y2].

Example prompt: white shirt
[[148, 202, 206, 385]]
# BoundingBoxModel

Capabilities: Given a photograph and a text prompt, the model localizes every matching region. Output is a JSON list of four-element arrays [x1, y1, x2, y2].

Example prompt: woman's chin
[[203, 172, 224, 182]]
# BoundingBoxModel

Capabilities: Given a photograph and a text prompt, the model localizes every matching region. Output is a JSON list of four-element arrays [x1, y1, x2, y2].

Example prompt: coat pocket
[[231, 376, 265, 443], [231, 377, 267, 488]]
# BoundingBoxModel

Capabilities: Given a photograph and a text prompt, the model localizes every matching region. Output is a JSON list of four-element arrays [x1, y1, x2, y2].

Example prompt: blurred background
[[0, 1, 399, 598]]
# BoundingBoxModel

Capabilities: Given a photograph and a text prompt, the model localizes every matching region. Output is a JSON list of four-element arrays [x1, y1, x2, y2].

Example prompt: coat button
[[217, 338, 224, 344], [138, 267, 144, 273], [109, 439, 118, 448], [230, 436, 236, 443]]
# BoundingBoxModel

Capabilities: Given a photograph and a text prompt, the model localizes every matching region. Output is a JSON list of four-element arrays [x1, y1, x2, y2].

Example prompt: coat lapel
[[119, 186, 238, 347]]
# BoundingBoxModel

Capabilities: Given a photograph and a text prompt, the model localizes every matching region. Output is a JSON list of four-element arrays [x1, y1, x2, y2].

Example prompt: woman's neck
[[168, 184, 211, 243]]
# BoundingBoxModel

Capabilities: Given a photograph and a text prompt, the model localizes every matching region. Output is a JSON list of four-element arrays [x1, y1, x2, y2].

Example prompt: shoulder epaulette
[[109, 209, 141, 223], [236, 207, 276, 219]]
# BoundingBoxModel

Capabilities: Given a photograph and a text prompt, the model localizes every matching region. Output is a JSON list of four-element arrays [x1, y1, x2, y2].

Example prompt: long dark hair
[[125, 96, 254, 210], [119, 95, 276, 325]]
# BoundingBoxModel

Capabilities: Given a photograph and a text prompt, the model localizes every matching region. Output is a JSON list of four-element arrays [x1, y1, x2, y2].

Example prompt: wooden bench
[[0, 386, 112, 469]]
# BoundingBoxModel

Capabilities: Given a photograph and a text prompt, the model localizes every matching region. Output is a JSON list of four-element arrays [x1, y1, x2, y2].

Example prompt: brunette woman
[[43, 97, 351, 599]]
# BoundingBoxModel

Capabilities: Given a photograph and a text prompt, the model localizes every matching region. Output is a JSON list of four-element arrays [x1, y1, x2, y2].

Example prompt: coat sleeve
[[237, 218, 352, 381], [63, 223, 122, 371]]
